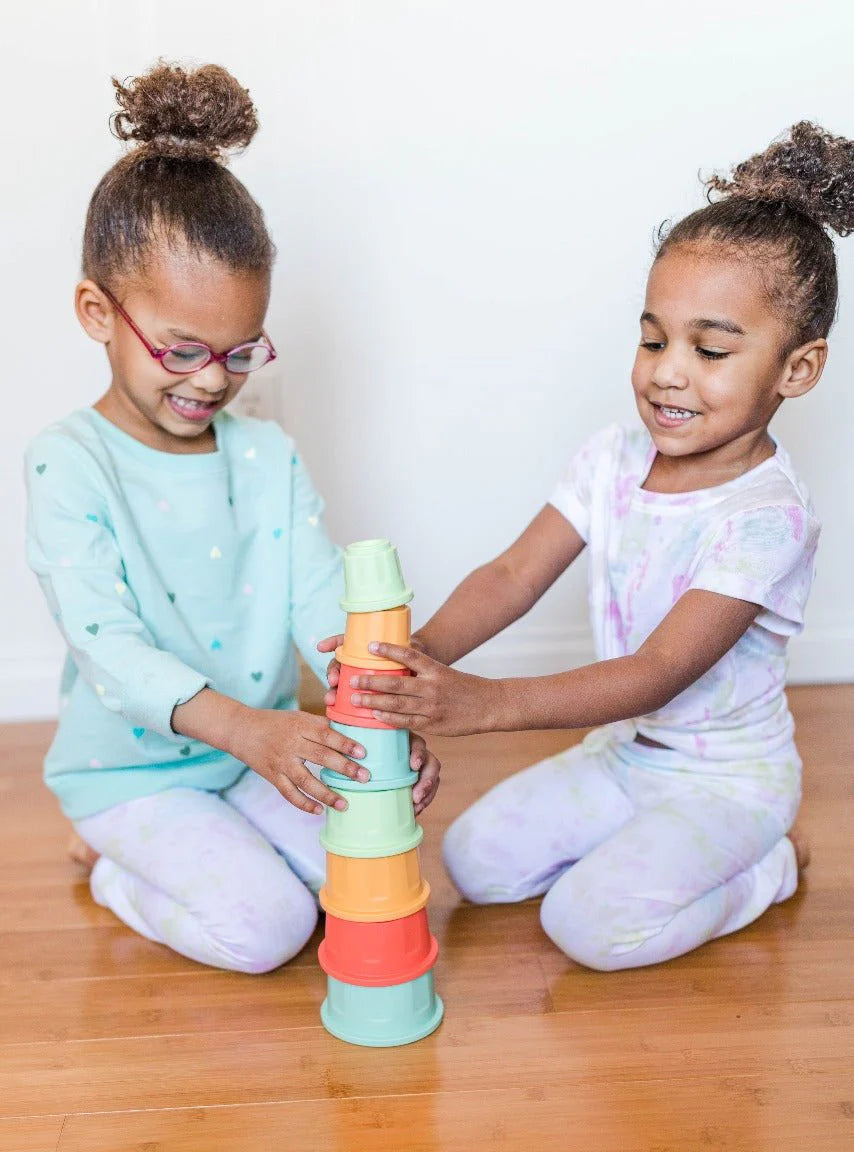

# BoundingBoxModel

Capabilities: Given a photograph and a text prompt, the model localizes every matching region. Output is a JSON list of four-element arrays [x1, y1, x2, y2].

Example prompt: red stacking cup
[[318, 908, 439, 987], [327, 663, 411, 730]]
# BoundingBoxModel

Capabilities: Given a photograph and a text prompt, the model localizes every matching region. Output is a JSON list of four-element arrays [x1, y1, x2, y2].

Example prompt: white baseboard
[[2, 624, 852, 724]]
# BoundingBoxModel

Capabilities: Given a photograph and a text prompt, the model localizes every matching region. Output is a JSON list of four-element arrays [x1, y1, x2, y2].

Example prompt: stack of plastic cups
[[318, 539, 444, 1046]]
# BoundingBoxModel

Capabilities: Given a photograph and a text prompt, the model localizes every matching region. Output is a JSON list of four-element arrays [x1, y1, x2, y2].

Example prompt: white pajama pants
[[74, 769, 326, 974], [442, 726, 801, 971]]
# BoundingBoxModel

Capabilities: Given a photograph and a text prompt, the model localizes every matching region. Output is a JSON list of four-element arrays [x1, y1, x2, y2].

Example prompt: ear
[[75, 280, 115, 345], [778, 338, 827, 400]]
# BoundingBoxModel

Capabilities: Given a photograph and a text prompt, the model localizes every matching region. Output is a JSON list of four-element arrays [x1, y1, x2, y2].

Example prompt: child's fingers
[[292, 759, 350, 811], [370, 709, 428, 729], [322, 726, 366, 760], [310, 735, 371, 784], [350, 673, 420, 695], [324, 687, 337, 707], [351, 691, 423, 715], [317, 633, 345, 653], [327, 658, 341, 687], [274, 768, 337, 815], [413, 756, 440, 813], [367, 642, 432, 673]]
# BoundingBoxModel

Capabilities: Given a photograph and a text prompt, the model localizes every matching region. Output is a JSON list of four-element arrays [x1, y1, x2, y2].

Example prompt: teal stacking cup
[[321, 970, 444, 1047], [321, 722, 418, 792], [321, 786, 422, 858], [340, 539, 414, 613]]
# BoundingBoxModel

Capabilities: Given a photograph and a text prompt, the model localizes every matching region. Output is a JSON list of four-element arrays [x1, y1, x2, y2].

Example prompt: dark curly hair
[[656, 122, 854, 354], [82, 62, 274, 287]]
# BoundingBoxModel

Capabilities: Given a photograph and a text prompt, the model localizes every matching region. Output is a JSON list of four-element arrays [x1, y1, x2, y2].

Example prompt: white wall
[[2, 0, 852, 720]]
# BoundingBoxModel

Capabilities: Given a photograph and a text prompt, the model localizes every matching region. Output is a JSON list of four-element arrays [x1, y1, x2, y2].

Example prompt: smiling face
[[632, 245, 801, 488], [78, 247, 271, 453]]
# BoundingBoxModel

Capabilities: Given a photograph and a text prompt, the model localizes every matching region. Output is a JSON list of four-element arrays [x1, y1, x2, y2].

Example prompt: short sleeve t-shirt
[[549, 424, 820, 763]]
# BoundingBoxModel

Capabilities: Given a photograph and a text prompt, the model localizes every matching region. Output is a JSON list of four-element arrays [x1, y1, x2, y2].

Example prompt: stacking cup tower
[[318, 539, 444, 1046]]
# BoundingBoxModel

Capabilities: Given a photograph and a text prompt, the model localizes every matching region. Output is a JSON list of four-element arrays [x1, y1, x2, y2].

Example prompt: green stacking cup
[[340, 539, 414, 613], [321, 970, 444, 1047], [321, 786, 422, 858], [321, 722, 418, 792]]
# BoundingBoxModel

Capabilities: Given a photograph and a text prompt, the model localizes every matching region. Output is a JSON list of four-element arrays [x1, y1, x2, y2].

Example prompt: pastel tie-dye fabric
[[549, 423, 820, 766]]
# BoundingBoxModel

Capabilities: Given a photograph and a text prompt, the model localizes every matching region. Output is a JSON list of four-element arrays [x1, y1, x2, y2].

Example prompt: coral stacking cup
[[321, 722, 417, 791], [339, 539, 413, 614], [321, 971, 444, 1047], [321, 786, 422, 858], [320, 850, 430, 922], [327, 665, 411, 730], [336, 604, 411, 672], [319, 908, 439, 987]]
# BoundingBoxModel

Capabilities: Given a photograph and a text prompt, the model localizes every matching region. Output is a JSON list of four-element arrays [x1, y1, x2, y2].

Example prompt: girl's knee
[[539, 871, 643, 973], [210, 877, 319, 974], [442, 809, 503, 904]]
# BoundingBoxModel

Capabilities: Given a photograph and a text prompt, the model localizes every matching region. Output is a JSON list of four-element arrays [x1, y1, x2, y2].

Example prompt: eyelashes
[[639, 341, 730, 361]]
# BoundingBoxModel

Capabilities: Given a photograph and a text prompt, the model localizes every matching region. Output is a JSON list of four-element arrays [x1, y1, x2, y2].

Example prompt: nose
[[190, 361, 230, 394], [650, 350, 689, 392]]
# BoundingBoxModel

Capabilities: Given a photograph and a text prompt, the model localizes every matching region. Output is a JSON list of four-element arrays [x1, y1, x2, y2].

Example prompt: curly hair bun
[[708, 121, 854, 237], [110, 62, 259, 162]]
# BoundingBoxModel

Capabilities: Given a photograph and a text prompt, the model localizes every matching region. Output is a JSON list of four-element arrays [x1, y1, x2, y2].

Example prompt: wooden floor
[[1, 685, 852, 1152]]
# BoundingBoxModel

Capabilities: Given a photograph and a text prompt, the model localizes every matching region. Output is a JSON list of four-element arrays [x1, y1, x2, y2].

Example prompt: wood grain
[[0, 686, 851, 1151]]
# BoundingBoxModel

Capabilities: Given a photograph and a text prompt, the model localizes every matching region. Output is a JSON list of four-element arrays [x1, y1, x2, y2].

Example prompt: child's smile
[[87, 249, 271, 454]]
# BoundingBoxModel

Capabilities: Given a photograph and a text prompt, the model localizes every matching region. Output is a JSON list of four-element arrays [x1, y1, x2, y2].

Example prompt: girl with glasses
[[24, 62, 439, 974], [329, 122, 854, 971]]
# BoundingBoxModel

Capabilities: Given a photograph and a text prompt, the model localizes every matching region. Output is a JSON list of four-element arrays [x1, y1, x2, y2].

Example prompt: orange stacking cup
[[327, 663, 411, 730], [319, 908, 439, 987], [320, 850, 430, 923], [336, 604, 411, 671]]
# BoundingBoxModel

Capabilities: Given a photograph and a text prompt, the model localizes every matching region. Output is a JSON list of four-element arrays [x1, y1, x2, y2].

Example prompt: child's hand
[[410, 732, 441, 815], [317, 632, 345, 692], [230, 707, 369, 815], [348, 643, 498, 736]]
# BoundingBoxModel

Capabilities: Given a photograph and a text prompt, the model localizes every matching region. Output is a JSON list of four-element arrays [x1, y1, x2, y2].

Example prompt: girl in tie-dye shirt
[[327, 122, 853, 969]]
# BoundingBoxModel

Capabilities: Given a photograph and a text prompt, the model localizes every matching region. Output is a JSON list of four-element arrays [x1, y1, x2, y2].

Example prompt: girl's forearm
[[488, 652, 676, 733], [171, 687, 251, 756], [414, 559, 541, 666]]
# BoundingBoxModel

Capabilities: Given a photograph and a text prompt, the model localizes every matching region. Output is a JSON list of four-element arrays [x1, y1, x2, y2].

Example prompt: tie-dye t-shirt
[[549, 424, 820, 763]]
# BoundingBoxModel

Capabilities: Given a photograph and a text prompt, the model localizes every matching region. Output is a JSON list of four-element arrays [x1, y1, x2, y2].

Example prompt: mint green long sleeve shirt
[[25, 408, 345, 820]]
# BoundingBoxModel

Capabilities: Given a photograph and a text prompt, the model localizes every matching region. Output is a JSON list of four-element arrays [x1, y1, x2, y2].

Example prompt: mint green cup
[[340, 539, 414, 613], [321, 970, 444, 1047], [321, 786, 422, 858], [322, 722, 418, 792]]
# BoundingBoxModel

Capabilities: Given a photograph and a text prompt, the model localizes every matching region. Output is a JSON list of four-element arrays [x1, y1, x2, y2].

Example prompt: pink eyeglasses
[[101, 286, 277, 375]]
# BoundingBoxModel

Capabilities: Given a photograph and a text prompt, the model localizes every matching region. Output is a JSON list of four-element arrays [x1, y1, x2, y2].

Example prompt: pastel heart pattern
[[133, 727, 145, 739], [35, 464, 46, 475], [167, 592, 176, 603], [211, 638, 222, 650], [251, 671, 263, 682], [180, 745, 191, 757], [85, 623, 99, 636], [272, 528, 283, 539]]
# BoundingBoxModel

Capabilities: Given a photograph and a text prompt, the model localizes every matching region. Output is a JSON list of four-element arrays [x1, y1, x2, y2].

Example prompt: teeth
[[661, 405, 696, 418], [170, 395, 212, 410]]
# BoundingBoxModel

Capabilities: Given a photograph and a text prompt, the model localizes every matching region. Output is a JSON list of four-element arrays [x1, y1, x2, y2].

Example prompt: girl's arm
[[413, 505, 586, 665], [349, 589, 760, 735]]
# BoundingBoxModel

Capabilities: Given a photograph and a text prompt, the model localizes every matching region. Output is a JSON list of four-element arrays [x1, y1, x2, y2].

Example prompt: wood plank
[[1, 1002, 851, 1118], [56, 1075, 854, 1152], [0, 950, 549, 1044], [0, 1115, 64, 1152]]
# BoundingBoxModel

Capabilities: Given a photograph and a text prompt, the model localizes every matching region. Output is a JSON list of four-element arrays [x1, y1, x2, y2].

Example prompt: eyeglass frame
[[99, 285, 277, 375]]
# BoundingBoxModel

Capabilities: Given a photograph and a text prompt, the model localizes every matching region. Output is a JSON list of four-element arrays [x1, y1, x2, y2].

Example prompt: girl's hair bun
[[707, 121, 854, 237], [110, 62, 259, 162]]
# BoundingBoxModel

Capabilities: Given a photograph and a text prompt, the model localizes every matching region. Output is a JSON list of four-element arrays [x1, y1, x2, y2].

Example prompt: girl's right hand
[[229, 707, 368, 815], [317, 633, 346, 707]]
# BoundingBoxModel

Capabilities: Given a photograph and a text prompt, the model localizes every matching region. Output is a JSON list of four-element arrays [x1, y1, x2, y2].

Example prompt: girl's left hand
[[348, 643, 498, 736], [410, 732, 441, 815]]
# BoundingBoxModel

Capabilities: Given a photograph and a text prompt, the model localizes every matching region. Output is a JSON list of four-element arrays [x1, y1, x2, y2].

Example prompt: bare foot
[[67, 833, 100, 872], [788, 824, 811, 871]]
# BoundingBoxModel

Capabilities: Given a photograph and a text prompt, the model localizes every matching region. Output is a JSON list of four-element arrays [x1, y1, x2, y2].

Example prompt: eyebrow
[[640, 311, 745, 337], [167, 327, 264, 344]]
